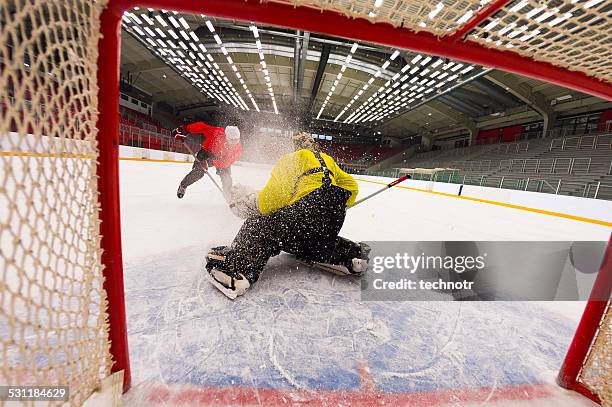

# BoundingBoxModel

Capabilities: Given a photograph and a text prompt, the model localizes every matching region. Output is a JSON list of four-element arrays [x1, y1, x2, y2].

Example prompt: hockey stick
[[351, 174, 411, 207], [180, 136, 225, 195]]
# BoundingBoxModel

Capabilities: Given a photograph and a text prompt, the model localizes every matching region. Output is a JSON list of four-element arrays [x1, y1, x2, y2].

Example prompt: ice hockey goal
[[1, 0, 610, 405]]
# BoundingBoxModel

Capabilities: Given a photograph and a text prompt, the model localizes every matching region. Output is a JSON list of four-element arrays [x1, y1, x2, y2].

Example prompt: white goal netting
[[0, 0, 111, 405], [268, 0, 611, 84], [579, 302, 611, 406]]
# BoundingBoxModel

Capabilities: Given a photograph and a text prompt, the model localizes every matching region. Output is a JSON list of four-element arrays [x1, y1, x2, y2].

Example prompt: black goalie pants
[[226, 185, 352, 284]]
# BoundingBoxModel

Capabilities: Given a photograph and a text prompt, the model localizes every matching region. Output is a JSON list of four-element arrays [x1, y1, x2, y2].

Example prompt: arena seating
[[119, 106, 182, 153], [319, 142, 405, 171], [392, 131, 612, 200]]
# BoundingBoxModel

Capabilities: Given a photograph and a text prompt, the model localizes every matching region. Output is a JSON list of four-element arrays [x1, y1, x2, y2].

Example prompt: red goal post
[[557, 235, 612, 405], [97, 0, 611, 399]]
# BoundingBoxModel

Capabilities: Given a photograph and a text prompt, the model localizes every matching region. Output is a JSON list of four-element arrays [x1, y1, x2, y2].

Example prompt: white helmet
[[225, 126, 240, 145]]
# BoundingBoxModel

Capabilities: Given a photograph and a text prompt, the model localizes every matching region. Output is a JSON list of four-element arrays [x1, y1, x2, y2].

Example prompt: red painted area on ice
[[144, 381, 553, 406]]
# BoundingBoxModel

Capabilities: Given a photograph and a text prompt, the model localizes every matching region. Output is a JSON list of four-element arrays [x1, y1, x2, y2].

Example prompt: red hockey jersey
[[185, 121, 242, 169]]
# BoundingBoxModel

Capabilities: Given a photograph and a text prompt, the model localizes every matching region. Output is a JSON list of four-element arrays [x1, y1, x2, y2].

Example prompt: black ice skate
[[205, 246, 250, 299], [301, 241, 371, 276], [177, 184, 186, 199]]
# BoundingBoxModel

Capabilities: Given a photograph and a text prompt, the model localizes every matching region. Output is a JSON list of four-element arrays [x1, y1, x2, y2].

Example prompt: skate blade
[[298, 260, 352, 276], [204, 270, 238, 300]]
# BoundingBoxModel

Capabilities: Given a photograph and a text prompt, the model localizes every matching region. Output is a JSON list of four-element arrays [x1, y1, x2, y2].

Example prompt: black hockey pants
[[227, 185, 352, 283], [180, 151, 233, 199]]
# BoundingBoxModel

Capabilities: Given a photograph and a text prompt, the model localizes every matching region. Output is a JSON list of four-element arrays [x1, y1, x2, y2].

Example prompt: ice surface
[[118, 160, 609, 406]]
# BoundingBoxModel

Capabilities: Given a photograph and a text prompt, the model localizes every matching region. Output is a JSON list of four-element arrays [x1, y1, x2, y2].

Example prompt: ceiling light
[[483, 19, 499, 32], [583, 0, 604, 8], [141, 14, 154, 25], [168, 15, 180, 28], [179, 17, 190, 30], [420, 56, 432, 65], [428, 2, 444, 19], [132, 26, 145, 36], [129, 13, 142, 25], [155, 15, 167, 26], [509, 0, 528, 12], [456, 10, 473, 25]]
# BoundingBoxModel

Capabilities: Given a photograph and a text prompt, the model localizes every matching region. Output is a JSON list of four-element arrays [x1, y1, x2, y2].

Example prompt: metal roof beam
[[427, 101, 478, 144], [308, 43, 331, 112], [485, 71, 555, 133], [440, 95, 484, 117], [470, 78, 520, 108]]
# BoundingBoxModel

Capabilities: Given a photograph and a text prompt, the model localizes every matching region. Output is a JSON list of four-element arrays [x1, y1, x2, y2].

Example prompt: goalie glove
[[172, 126, 187, 141], [229, 184, 260, 219]]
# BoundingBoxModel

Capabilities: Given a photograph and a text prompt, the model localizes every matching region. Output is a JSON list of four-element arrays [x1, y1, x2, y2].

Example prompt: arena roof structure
[[119, 6, 611, 141]]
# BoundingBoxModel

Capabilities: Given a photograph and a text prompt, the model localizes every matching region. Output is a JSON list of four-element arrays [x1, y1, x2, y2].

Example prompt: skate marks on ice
[[123, 247, 583, 406]]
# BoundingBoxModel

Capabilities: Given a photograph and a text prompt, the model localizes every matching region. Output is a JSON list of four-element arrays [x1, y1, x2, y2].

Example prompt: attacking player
[[204, 132, 370, 299], [173, 121, 242, 200]]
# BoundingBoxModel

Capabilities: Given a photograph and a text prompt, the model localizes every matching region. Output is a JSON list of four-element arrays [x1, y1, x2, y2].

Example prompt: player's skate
[[301, 240, 371, 276], [177, 184, 186, 199], [205, 246, 250, 299]]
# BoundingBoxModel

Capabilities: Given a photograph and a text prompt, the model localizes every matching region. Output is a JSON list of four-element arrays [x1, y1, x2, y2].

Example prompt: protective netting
[[470, 0, 612, 85], [267, 0, 611, 83], [268, 0, 482, 35], [579, 303, 611, 406], [0, 0, 111, 405]]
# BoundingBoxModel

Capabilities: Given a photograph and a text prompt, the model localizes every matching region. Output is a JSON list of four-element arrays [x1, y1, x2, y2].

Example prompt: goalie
[[173, 121, 242, 200], [205, 132, 370, 299]]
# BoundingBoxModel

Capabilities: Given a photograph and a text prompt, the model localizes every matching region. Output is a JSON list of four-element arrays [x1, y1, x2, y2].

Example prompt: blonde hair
[[292, 131, 316, 151]]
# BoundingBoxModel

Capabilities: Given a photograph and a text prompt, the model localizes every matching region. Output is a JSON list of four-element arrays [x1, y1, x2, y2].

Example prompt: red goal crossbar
[[97, 0, 612, 394]]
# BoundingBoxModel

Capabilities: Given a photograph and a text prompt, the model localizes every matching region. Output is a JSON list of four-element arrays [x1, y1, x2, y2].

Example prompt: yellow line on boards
[[1, 152, 191, 164], [355, 178, 612, 228], [1, 151, 96, 159], [119, 157, 192, 164], [4, 152, 609, 227]]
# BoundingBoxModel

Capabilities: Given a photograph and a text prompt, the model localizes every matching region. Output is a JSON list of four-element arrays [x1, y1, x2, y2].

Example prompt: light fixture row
[[123, 9, 250, 111], [250, 25, 279, 115], [316, 42, 359, 120]]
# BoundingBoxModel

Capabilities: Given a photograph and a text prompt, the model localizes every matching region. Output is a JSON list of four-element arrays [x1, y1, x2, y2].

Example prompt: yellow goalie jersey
[[257, 149, 358, 216]]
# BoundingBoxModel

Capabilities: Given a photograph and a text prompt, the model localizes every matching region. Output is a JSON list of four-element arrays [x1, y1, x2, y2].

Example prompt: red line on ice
[[144, 380, 553, 406]]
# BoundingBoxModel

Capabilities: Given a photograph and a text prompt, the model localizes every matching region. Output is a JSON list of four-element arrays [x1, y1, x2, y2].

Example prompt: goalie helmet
[[292, 131, 315, 151]]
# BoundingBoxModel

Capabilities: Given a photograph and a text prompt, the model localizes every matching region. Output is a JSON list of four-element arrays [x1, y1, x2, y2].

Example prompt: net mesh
[[579, 303, 611, 406], [267, 0, 612, 83], [0, 0, 111, 405], [470, 0, 612, 85]]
